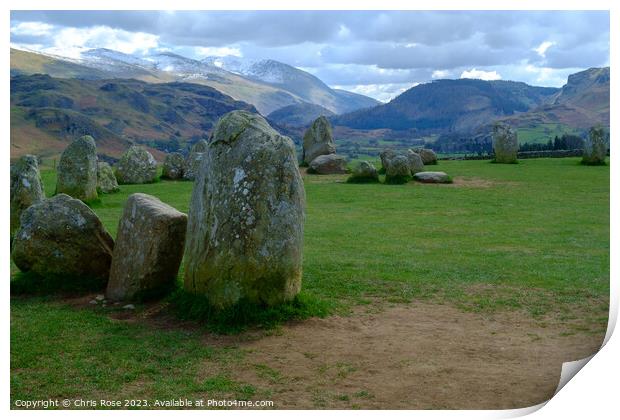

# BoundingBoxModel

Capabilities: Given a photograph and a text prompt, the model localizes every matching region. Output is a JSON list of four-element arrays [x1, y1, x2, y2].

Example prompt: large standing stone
[[380, 148, 397, 172], [582, 127, 607, 165], [347, 161, 379, 183], [184, 111, 305, 308], [385, 155, 412, 184], [106, 193, 187, 301], [162, 152, 185, 179], [183, 140, 208, 181], [302, 116, 336, 165], [11, 155, 45, 236], [492, 123, 518, 164], [11, 194, 114, 281], [308, 154, 348, 174], [55, 135, 98, 202], [115, 145, 157, 184], [412, 148, 438, 165], [97, 162, 119, 193], [413, 171, 453, 184]]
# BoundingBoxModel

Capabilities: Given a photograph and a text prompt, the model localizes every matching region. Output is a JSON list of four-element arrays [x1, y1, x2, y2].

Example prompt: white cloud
[[432, 69, 450, 79], [534, 41, 556, 58], [10, 21, 53, 36], [334, 82, 418, 102], [460, 68, 502, 81], [37, 26, 159, 59], [194, 46, 242, 57]]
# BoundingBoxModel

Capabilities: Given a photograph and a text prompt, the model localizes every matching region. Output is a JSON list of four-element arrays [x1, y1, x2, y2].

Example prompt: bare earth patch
[[217, 302, 604, 409]]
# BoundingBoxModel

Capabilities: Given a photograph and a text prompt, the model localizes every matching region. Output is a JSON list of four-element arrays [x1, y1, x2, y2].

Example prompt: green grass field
[[11, 158, 610, 407]]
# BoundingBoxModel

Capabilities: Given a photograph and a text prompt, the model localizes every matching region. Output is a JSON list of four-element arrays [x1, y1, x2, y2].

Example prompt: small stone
[[384, 155, 412, 184], [413, 171, 453, 184], [162, 152, 185, 179], [123, 304, 135, 310], [96, 162, 119, 193], [347, 161, 379, 183], [96, 295, 105, 301], [412, 148, 438, 165], [308, 154, 347, 174], [89, 300, 98, 305], [302, 116, 336, 165], [115, 145, 158, 184]]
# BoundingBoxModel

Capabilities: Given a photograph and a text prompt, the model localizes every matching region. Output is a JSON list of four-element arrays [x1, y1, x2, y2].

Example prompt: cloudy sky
[[10, 10, 610, 102]]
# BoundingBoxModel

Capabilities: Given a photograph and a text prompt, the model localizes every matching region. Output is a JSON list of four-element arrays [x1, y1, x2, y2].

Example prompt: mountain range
[[10, 46, 609, 159], [10, 48, 378, 115]]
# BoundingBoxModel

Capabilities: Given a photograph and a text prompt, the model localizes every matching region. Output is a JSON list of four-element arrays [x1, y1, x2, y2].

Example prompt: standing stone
[[162, 152, 185, 179], [347, 161, 379, 183], [97, 162, 119, 193], [385, 155, 412, 184], [413, 148, 438, 165], [406, 150, 425, 174], [115, 145, 157, 184], [55, 135, 98, 201], [308, 154, 348, 174], [11, 194, 114, 282], [11, 155, 45, 236], [183, 140, 208, 181], [492, 123, 518, 164], [582, 127, 607, 165], [107, 193, 187, 301], [302, 116, 336, 165], [184, 111, 305, 309]]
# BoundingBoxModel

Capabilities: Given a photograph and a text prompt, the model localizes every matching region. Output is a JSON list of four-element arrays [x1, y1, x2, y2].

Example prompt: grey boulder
[[11, 194, 114, 281], [106, 193, 187, 301], [347, 161, 379, 183], [11, 155, 45, 236], [308, 154, 348, 174], [183, 140, 208, 181], [492, 123, 518, 164], [385, 155, 412, 184], [302, 116, 336, 165], [413, 148, 438, 165], [582, 126, 607, 165], [184, 111, 305, 309], [162, 152, 185, 179], [413, 171, 453, 184], [55, 135, 98, 202], [97, 162, 119, 194], [115, 145, 157, 184]]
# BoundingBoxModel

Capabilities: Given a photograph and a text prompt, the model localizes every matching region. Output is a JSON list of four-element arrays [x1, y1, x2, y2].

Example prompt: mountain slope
[[267, 102, 335, 126], [333, 79, 559, 134], [10, 73, 257, 160], [203, 56, 380, 114]]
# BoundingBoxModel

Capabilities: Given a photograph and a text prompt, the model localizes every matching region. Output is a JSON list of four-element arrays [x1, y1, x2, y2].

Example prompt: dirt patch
[[216, 302, 605, 409]]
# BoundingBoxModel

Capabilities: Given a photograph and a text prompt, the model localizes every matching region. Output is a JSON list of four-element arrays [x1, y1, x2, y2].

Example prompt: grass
[[11, 157, 610, 406]]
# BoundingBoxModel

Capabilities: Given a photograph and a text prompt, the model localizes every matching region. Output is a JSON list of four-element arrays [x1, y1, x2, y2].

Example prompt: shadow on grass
[[11, 271, 105, 296], [167, 289, 333, 334]]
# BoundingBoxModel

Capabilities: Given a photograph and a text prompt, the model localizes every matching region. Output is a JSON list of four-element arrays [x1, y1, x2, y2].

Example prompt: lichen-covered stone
[[302, 116, 336, 165], [183, 140, 208, 181], [115, 145, 157, 184], [162, 152, 185, 179], [184, 111, 305, 309], [406, 150, 425, 174], [347, 160, 379, 183], [11, 155, 45, 236], [385, 155, 412, 184], [380, 148, 397, 172], [582, 126, 607, 165], [107, 193, 187, 301], [97, 162, 119, 193], [413, 171, 452, 184], [55, 135, 98, 201], [308, 154, 347, 174], [11, 194, 114, 281], [413, 148, 438, 165], [492, 123, 518, 164]]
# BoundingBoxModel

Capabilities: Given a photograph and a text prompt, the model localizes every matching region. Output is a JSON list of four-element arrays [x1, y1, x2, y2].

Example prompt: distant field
[[516, 123, 581, 144], [11, 158, 610, 408]]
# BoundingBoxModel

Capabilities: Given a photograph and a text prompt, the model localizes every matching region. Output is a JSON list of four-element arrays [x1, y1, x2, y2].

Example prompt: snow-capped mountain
[[11, 46, 379, 116]]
